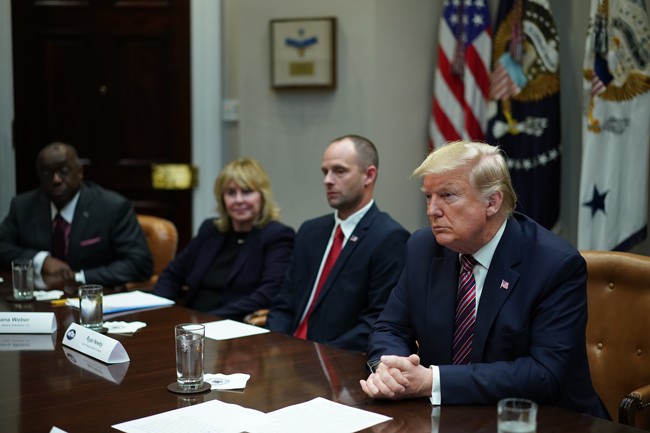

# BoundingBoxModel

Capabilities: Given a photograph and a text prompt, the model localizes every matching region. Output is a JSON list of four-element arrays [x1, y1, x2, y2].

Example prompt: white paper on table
[[248, 397, 392, 433], [34, 290, 64, 301], [103, 321, 147, 334], [112, 399, 274, 433], [203, 319, 269, 340], [204, 373, 250, 390]]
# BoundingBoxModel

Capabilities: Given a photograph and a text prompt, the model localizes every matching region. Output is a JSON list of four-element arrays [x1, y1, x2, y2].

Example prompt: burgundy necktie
[[452, 254, 478, 365], [51, 213, 70, 260], [294, 225, 344, 339]]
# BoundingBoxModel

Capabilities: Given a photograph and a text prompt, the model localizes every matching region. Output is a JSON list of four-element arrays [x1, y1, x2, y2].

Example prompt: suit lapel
[[473, 217, 522, 361], [33, 192, 53, 248], [296, 218, 335, 314], [427, 249, 460, 364], [67, 184, 92, 261], [312, 205, 379, 309]]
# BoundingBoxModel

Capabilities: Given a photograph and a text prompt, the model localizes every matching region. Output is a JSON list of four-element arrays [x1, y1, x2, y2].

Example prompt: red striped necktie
[[452, 254, 478, 365]]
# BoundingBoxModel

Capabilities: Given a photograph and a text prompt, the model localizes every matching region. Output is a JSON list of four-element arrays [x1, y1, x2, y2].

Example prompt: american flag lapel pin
[[350, 235, 358, 242], [500, 280, 509, 290]]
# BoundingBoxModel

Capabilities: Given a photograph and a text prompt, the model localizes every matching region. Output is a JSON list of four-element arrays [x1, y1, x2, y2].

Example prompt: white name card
[[63, 347, 130, 384], [0, 312, 57, 334], [62, 323, 130, 364]]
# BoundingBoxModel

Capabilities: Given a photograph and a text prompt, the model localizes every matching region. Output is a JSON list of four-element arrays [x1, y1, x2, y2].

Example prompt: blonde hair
[[213, 158, 281, 231], [412, 140, 517, 216]]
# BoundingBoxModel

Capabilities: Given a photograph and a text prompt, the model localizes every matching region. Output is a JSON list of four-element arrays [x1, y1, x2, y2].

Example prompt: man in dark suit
[[267, 134, 409, 352], [360, 140, 609, 419], [0, 142, 152, 289]]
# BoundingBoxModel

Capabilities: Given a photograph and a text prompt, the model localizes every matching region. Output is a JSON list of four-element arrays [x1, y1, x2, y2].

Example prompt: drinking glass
[[497, 398, 537, 433], [12, 258, 35, 300], [175, 323, 205, 389], [78, 285, 103, 331]]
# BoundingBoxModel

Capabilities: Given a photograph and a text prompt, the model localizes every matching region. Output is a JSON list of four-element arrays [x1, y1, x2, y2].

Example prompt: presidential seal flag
[[486, 0, 561, 230], [429, 0, 492, 150], [578, 0, 650, 250]]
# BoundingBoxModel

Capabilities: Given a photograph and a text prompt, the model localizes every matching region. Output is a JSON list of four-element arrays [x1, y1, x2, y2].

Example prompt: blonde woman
[[154, 158, 294, 321]]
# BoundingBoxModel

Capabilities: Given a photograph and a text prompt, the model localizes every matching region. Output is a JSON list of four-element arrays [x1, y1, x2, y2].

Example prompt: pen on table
[[51, 299, 68, 307]]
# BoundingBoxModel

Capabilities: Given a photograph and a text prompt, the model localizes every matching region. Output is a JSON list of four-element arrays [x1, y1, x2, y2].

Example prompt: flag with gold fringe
[[486, 0, 561, 230], [578, 0, 650, 250]]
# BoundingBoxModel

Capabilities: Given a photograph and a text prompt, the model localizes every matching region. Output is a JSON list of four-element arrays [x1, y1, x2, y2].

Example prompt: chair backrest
[[135, 214, 178, 287], [582, 250, 650, 428]]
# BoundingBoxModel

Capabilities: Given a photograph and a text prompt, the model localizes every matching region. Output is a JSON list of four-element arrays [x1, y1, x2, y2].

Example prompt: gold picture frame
[[270, 17, 336, 90]]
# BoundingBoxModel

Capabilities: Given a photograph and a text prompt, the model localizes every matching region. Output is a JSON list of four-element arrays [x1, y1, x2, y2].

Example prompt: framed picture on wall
[[270, 17, 336, 90]]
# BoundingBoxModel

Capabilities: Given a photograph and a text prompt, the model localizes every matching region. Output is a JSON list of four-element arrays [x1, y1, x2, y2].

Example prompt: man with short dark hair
[[0, 142, 152, 289], [267, 134, 409, 352]]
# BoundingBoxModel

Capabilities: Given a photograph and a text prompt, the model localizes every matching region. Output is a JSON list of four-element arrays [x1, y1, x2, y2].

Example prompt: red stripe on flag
[[434, 99, 461, 141]]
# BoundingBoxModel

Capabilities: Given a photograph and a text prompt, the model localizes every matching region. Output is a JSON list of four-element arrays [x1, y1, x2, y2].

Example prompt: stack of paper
[[65, 290, 174, 315]]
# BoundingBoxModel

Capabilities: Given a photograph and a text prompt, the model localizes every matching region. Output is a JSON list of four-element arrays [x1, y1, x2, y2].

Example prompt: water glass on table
[[12, 258, 35, 301], [497, 398, 537, 433], [78, 284, 104, 331], [175, 323, 205, 390]]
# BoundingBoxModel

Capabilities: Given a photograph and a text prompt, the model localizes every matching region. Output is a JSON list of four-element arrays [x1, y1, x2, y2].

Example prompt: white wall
[[234, 0, 435, 232]]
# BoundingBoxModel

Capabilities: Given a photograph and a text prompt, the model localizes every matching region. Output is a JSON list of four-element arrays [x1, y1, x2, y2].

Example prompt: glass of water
[[175, 323, 205, 389], [78, 285, 103, 331], [12, 258, 35, 300], [497, 398, 537, 433]]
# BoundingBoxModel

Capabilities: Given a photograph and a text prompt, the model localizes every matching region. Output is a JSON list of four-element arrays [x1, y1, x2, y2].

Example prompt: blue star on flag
[[583, 184, 608, 218]]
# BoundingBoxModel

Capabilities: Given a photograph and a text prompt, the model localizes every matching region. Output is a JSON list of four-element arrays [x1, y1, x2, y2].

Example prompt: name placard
[[62, 323, 130, 364], [0, 312, 57, 334]]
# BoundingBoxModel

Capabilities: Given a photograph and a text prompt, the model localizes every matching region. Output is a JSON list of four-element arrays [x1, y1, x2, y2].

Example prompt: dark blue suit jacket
[[0, 182, 152, 286], [267, 203, 410, 352], [368, 212, 609, 418], [154, 219, 295, 321]]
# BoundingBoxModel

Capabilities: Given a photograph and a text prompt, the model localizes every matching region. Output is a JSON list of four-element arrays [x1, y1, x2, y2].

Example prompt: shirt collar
[[466, 218, 508, 270], [51, 191, 81, 223], [334, 199, 374, 240]]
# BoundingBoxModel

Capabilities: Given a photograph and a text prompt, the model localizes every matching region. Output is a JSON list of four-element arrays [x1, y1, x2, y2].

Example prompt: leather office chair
[[582, 250, 650, 429], [128, 214, 179, 289]]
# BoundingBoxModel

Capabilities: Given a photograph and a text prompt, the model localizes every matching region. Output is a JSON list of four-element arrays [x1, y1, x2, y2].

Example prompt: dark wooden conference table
[[0, 274, 644, 433]]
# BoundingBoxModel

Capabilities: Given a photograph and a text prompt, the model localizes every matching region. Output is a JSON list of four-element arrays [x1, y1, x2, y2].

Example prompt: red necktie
[[294, 225, 344, 339], [452, 254, 478, 365], [51, 213, 70, 260]]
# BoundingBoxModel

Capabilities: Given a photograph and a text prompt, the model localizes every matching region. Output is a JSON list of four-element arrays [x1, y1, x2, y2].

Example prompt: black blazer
[[267, 203, 410, 352], [0, 182, 152, 286], [154, 219, 295, 321]]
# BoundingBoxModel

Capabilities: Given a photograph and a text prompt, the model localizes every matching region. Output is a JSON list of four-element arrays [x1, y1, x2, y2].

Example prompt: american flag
[[429, 0, 492, 150]]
